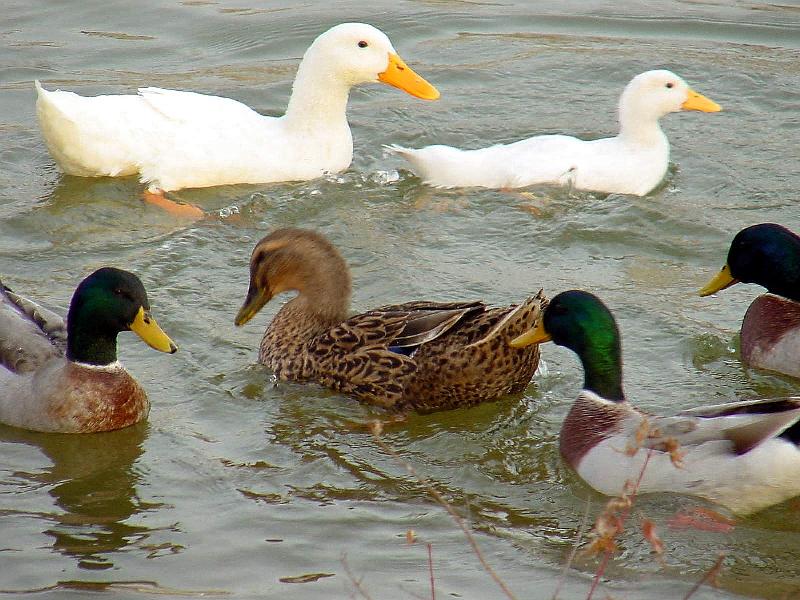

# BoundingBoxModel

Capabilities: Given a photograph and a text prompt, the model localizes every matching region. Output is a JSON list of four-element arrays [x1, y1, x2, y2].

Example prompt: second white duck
[[388, 69, 720, 196], [36, 23, 439, 195]]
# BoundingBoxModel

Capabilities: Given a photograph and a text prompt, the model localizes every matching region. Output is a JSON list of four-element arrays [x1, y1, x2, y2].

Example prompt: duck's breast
[[563, 136, 669, 196], [741, 294, 800, 378], [0, 359, 149, 433]]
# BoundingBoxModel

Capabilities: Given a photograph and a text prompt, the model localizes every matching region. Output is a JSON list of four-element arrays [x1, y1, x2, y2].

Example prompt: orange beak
[[682, 89, 721, 112], [378, 53, 440, 100]]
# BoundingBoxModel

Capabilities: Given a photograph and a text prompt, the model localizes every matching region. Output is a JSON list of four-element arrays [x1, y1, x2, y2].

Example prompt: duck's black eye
[[113, 288, 133, 301], [665, 82, 674, 89], [357, 40, 368, 48]]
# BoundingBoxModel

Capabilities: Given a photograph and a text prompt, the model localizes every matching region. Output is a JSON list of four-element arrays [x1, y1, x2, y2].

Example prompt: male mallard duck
[[0, 267, 177, 432], [387, 70, 720, 195], [234, 228, 546, 412], [36, 23, 439, 216], [510, 290, 800, 515], [700, 223, 800, 379]]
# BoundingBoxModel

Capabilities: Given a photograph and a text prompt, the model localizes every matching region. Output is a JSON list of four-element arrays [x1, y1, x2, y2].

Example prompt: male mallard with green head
[[700, 223, 800, 379], [0, 267, 177, 432], [234, 228, 546, 412], [511, 289, 800, 515]]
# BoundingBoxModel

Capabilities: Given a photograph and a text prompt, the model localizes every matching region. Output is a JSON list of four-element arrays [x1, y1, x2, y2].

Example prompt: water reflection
[[1, 423, 162, 570]]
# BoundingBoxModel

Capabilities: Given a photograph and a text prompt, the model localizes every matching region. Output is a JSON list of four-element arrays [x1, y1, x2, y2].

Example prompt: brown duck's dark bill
[[130, 307, 178, 353], [699, 264, 739, 297], [235, 286, 272, 327]]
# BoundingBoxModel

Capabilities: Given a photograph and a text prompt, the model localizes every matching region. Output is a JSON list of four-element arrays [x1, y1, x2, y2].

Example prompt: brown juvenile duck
[[0, 267, 177, 432], [234, 228, 546, 412]]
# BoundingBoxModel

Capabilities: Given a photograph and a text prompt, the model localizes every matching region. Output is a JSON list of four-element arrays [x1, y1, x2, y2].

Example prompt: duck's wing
[[465, 290, 547, 348], [0, 281, 66, 375], [308, 311, 419, 409], [138, 87, 268, 128], [651, 397, 800, 455], [372, 300, 487, 350], [307, 301, 486, 409]]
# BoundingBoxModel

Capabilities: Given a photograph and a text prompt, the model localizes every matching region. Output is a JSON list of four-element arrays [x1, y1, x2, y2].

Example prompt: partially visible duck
[[700, 223, 800, 379], [234, 228, 546, 413], [510, 289, 800, 515], [0, 267, 177, 432], [36, 23, 439, 216], [387, 69, 720, 195]]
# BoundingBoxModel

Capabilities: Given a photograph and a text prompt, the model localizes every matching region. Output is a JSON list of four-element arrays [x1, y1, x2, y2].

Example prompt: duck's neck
[[66, 314, 118, 366], [577, 332, 625, 403], [284, 56, 353, 130], [759, 254, 800, 302], [281, 262, 352, 337], [617, 103, 669, 148]]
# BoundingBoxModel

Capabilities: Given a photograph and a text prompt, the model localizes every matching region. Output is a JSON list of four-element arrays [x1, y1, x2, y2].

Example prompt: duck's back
[[400, 297, 543, 412], [0, 283, 65, 376], [392, 132, 667, 195], [36, 82, 283, 190]]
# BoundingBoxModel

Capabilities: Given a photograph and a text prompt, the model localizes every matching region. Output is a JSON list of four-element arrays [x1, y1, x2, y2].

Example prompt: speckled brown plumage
[[237, 228, 547, 412]]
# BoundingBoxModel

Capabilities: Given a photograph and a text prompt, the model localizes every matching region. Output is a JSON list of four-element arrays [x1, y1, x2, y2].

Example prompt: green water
[[2, 1, 800, 598]]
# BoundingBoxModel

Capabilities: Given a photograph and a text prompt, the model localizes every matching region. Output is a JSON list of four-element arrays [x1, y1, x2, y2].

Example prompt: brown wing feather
[[308, 312, 417, 409], [0, 282, 67, 375], [372, 301, 485, 350]]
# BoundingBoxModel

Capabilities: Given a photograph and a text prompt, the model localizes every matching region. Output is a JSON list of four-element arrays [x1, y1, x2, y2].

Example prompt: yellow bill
[[378, 53, 440, 100], [682, 89, 721, 112], [130, 307, 177, 353], [235, 286, 271, 327], [510, 320, 552, 348], [699, 264, 739, 297]]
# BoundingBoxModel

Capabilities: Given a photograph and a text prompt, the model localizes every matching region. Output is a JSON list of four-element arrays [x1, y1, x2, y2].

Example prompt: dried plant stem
[[552, 496, 592, 600], [682, 554, 725, 600], [427, 542, 435, 600], [586, 448, 654, 600], [370, 421, 517, 600], [341, 553, 374, 600]]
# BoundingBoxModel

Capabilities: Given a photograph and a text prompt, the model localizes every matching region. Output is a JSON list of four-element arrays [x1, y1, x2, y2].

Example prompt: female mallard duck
[[0, 267, 177, 432], [510, 290, 800, 515], [388, 70, 720, 195], [36, 23, 439, 216], [234, 228, 546, 412], [700, 223, 800, 379]]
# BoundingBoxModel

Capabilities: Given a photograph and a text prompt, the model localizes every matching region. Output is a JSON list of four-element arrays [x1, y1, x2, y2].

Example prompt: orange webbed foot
[[667, 507, 736, 533], [143, 189, 205, 219]]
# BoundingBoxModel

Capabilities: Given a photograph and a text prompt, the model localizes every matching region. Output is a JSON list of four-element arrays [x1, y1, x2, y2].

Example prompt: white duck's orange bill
[[378, 53, 440, 100], [130, 307, 178, 353], [699, 264, 739, 296], [682, 89, 721, 112]]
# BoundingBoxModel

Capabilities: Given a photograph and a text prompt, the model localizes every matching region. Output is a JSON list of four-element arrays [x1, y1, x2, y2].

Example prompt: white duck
[[36, 23, 439, 216], [387, 69, 720, 196]]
